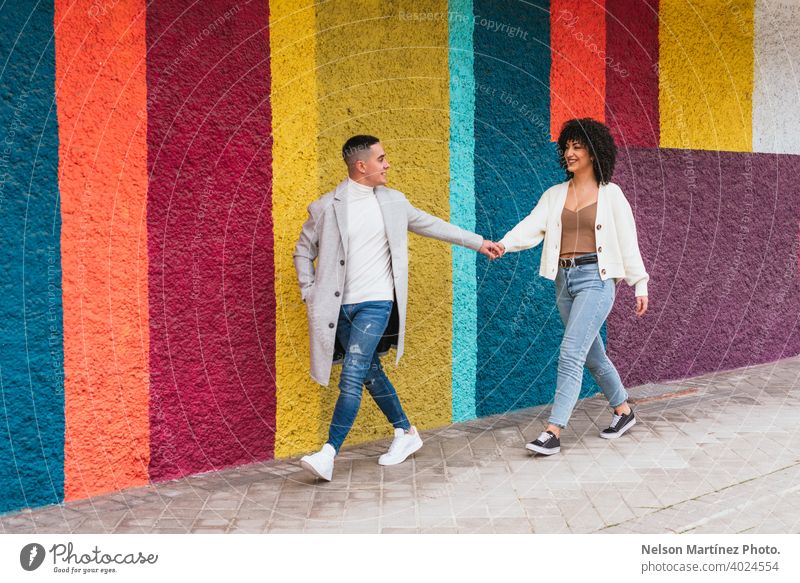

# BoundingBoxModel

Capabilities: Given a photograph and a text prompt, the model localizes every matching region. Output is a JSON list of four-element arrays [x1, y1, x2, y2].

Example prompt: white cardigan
[[498, 181, 649, 296]]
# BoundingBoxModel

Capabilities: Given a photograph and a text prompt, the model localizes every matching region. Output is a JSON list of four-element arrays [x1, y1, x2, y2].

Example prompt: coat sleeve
[[403, 196, 484, 251], [498, 190, 550, 252], [611, 190, 649, 296], [293, 201, 319, 302]]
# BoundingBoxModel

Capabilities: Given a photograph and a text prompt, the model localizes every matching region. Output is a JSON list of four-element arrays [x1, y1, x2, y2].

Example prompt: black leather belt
[[558, 254, 598, 268]]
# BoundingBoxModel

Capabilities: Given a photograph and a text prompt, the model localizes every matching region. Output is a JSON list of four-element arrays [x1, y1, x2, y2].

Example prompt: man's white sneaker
[[299, 443, 336, 481], [378, 427, 423, 466]]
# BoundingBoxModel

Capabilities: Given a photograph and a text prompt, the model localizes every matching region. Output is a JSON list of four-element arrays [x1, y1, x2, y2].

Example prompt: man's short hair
[[342, 135, 380, 166]]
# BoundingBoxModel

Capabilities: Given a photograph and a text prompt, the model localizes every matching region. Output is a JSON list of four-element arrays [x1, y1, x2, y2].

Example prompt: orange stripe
[[550, 0, 607, 139], [55, 0, 150, 500]]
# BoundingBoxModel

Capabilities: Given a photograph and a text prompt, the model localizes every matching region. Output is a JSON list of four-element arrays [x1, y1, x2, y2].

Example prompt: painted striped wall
[[55, 0, 150, 501], [1, 0, 64, 513], [314, 0, 454, 449], [1, 0, 799, 513], [145, 0, 275, 481], [474, 0, 566, 418], [450, 0, 478, 422]]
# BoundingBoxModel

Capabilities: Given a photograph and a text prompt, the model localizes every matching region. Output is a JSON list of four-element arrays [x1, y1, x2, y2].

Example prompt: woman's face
[[563, 139, 593, 176]]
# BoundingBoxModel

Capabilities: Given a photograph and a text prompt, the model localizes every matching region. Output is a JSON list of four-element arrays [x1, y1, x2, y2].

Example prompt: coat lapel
[[374, 187, 399, 253], [332, 179, 349, 256]]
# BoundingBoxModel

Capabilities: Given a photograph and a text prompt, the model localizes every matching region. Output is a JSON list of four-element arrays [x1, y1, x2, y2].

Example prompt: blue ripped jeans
[[327, 300, 410, 452], [550, 255, 629, 428]]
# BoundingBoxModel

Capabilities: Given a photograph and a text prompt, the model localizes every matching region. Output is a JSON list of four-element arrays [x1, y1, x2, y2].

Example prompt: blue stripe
[[473, 0, 599, 417], [450, 0, 477, 422], [0, 1, 65, 514]]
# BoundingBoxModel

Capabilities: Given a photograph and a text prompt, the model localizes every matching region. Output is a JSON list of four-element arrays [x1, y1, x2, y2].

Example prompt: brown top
[[560, 202, 597, 257]]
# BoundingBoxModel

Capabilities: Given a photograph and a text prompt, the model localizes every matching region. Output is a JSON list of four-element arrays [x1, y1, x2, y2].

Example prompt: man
[[294, 135, 501, 481]]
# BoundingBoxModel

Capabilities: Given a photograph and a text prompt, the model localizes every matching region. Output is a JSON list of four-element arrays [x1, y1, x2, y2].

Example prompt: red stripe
[[605, 0, 660, 147], [550, 0, 606, 139], [146, 0, 275, 480]]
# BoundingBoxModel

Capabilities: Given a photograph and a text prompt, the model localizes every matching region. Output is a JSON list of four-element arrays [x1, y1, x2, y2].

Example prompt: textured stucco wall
[[659, 0, 754, 151], [474, 0, 582, 417], [450, 0, 478, 422], [2, 0, 800, 515], [55, 0, 150, 501], [314, 0, 454, 448], [550, 0, 607, 137], [0, 2, 65, 514], [605, 0, 659, 148], [146, 0, 275, 481], [752, 0, 800, 154], [271, 0, 321, 457], [609, 147, 800, 385]]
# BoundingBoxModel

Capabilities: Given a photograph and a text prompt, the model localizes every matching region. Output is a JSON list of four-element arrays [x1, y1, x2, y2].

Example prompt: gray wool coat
[[293, 179, 484, 386]]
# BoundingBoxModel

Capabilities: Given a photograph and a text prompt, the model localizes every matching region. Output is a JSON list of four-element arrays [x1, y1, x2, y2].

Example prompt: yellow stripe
[[659, 0, 754, 151], [316, 0, 453, 448], [271, 0, 322, 457]]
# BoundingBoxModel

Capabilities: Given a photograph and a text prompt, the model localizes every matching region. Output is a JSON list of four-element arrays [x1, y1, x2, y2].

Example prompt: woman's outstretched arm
[[497, 191, 551, 255]]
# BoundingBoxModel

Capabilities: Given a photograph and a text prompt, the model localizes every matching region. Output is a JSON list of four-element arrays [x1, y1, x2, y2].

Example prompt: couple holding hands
[[294, 118, 648, 481]]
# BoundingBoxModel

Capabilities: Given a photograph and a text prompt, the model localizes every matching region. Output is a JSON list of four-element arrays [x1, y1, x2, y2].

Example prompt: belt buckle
[[560, 257, 576, 269]]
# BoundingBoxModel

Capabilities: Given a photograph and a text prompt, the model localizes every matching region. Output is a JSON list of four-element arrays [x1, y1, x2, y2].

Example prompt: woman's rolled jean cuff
[[610, 397, 629, 409]]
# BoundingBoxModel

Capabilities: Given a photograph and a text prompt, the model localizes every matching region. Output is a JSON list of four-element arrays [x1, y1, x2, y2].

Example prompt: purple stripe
[[609, 147, 800, 385]]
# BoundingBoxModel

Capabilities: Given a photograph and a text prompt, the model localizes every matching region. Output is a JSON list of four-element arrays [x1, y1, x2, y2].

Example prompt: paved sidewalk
[[3, 357, 800, 534]]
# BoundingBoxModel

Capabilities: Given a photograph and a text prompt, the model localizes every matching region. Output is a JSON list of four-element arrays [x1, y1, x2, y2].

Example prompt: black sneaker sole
[[525, 443, 560, 455], [599, 416, 636, 439]]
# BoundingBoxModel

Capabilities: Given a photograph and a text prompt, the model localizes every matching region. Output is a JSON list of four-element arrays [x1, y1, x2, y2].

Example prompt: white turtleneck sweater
[[341, 178, 395, 305]]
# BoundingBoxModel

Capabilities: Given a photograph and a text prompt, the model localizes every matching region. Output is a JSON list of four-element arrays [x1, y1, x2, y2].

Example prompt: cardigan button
[[328, 323, 335, 329], [335, 291, 340, 297], [340, 260, 345, 265], [596, 224, 602, 230]]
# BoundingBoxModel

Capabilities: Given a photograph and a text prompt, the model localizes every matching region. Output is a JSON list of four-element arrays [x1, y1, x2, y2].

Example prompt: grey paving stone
[[3, 356, 799, 534], [531, 515, 572, 533]]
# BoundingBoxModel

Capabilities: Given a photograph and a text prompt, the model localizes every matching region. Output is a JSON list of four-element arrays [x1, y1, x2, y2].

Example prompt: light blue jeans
[[327, 300, 410, 452], [550, 254, 628, 428]]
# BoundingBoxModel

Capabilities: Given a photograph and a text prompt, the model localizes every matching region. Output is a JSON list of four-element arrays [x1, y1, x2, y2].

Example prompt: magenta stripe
[[609, 147, 800, 385], [146, 0, 275, 480], [605, 0, 659, 148]]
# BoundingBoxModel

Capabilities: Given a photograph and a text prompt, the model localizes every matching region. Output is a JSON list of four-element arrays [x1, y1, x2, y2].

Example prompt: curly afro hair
[[556, 118, 617, 185]]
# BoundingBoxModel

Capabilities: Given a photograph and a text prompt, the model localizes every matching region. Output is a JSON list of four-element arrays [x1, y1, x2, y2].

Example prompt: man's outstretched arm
[[404, 198, 501, 258]]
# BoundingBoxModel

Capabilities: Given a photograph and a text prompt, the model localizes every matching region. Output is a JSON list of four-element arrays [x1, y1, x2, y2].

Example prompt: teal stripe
[[0, 1, 65, 513], [449, 0, 477, 422]]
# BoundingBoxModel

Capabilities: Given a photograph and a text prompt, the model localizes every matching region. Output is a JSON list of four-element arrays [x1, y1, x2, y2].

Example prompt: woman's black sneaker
[[600, 408, 636, 439], [526, 430, 560, 455]]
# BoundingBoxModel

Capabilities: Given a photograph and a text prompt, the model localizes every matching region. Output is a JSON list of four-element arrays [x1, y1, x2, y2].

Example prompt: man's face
[[357, 143, 390, 187]]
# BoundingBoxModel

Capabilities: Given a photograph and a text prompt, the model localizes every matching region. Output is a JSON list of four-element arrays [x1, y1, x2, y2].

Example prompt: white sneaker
[[378, 426, 423, 466], [299, 443, 336, 481]]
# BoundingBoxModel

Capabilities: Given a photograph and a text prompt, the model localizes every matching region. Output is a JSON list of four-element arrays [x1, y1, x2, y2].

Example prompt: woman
[[495, 118, 649, 455]]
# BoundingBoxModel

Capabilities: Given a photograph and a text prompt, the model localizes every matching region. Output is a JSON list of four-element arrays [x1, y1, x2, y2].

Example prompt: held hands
[[478, 240, 505, 260]]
